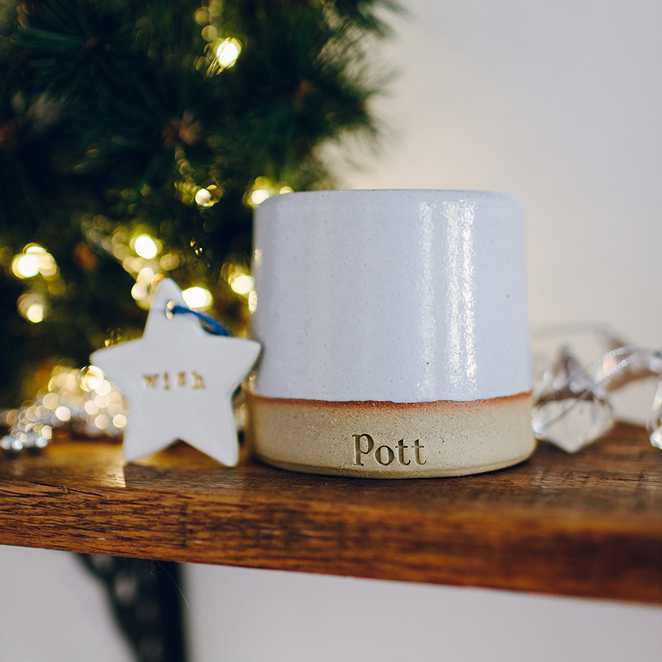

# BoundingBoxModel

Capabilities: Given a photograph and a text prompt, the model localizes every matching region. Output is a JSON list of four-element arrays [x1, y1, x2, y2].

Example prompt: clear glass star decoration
[[533, 346, 614, 453]]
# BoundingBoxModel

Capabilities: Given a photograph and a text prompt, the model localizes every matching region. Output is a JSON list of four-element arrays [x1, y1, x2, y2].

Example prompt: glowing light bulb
[[17, 292, 47, 323], [11, 253, 40, 278], [195, 188, 213, 207], [230, 273, 255, 296], [215, 37, 241, 69], [133, 234, 159, 259], [25, 302, 45, 323], [249, 188, 271, 207], [38, 254, 58, 278], [54, 405, 71, 422], [80, 365, 105, 392], [245, 178, 290, 208], [183, 286, 213, 310], [131, 282, 147, 301]]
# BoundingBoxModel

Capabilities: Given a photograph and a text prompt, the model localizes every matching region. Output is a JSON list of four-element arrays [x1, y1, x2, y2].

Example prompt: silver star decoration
[[91, 279, 260, 465]]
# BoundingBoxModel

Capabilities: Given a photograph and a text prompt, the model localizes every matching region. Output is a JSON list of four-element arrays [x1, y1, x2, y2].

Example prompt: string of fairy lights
[[3, 219, 262, 448], [8, 4, 290, 322], [9, 211, 265, 322], [0, 4, 294, 448]]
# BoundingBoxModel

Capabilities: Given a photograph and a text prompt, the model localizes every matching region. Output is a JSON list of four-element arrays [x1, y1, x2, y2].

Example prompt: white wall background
[[355, 0, 662, 347], [2, 1, 662, 660]]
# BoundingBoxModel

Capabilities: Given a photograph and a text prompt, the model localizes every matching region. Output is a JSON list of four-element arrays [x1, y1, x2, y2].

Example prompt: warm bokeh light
[[132, 233, 159, 259], [194, 186, 222, 209], [25, 302, 45, 323], [48, 367, 78, 393], [84, 400, 99, 415], [12, 243, 59, 280], [17, 292, 47, 323], [42, 393, 59, 410], [54, 405, 71, 422], [27, 244, 58, 277], [131, 282, 147, 301], [249, 187, 271, 206], [137, 266, 156, 283], [201, 25, 218, 42], [195, 187, 213, 207], [215, 37, 241, 69], [193, 7, 208, 25], [183, 285, 213, 309], [12, 253, 40, 278], [229, 273, 254, 296], [80, 365, 105, 393], [129, 264, 161, 309], [245, 178, 292, 208], [159, 253, 180, 270]]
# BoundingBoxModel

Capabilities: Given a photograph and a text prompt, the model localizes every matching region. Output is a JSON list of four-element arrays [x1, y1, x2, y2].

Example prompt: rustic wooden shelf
[[0, 424, 661, 605]]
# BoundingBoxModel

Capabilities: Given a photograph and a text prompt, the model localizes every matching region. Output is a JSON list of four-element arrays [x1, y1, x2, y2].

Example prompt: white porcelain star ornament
[[91, 279, 261, 465]]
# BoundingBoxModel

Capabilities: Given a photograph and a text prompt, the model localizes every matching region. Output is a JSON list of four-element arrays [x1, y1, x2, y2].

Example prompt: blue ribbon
[[168, 303, 230, 337]]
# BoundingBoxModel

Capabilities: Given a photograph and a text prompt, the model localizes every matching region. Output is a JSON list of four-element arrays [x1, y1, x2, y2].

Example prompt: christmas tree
[[0, 0, 395, 404]]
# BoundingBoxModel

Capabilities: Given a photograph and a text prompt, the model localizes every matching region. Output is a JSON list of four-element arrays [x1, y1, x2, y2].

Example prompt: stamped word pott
[[248, 190, 535, 477]]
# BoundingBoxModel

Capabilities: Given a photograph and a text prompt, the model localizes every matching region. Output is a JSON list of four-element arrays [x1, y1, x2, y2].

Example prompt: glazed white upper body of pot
[[252, 189, 531, 403]]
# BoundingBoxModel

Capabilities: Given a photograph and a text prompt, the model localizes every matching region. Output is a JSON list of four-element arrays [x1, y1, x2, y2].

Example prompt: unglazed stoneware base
[[247, 392, 536, 478]]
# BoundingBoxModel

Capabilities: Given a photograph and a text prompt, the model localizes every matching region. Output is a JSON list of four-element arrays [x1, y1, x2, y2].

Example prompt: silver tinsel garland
[[1, 365, 126, 454]]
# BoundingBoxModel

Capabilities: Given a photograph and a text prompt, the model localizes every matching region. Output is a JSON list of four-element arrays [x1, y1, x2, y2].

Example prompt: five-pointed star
[[91, 279, 261, 465]]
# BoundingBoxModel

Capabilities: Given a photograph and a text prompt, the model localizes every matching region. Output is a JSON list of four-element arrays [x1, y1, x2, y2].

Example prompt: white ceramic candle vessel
[[249, 190, 535, 477]]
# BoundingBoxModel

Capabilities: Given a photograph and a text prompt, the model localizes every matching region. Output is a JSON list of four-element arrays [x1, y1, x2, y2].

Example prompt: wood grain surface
[[0, 424, 661, 604]]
